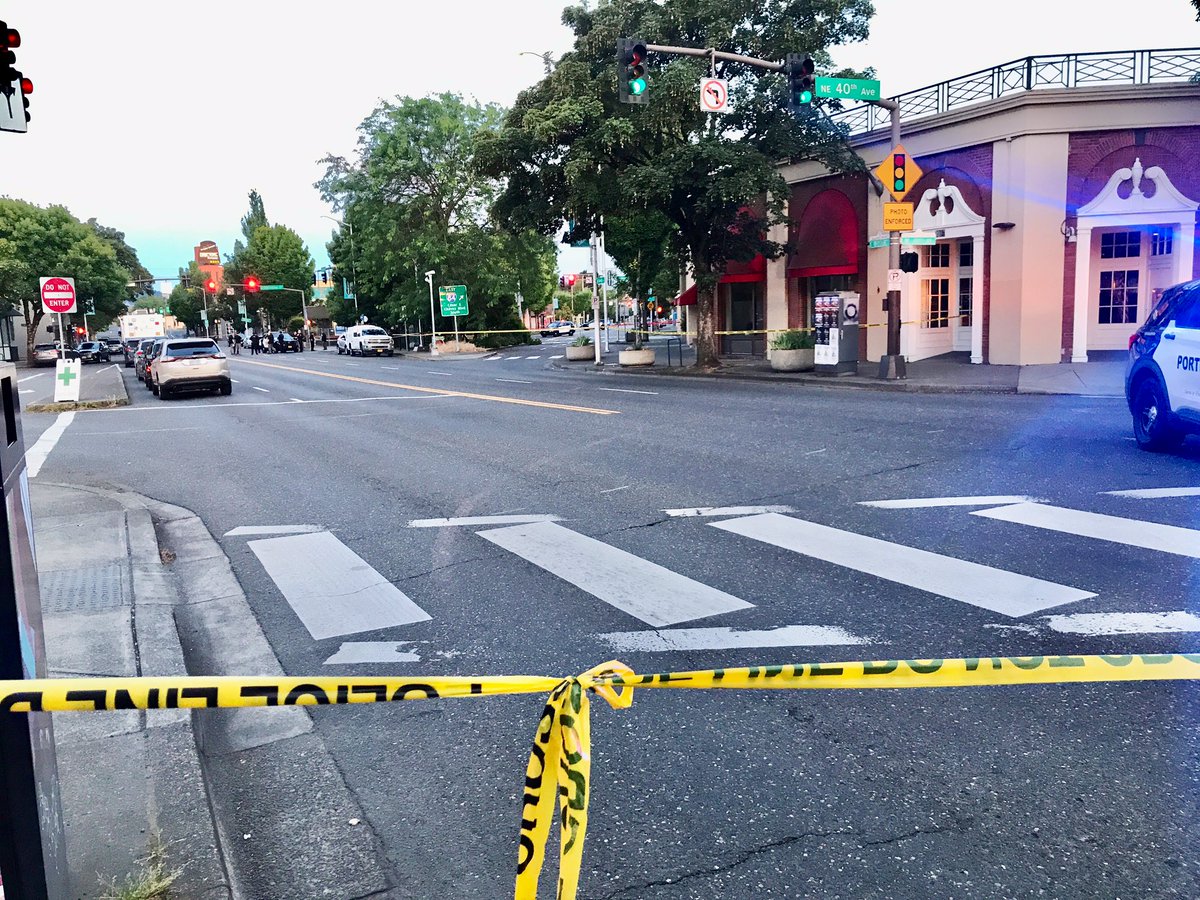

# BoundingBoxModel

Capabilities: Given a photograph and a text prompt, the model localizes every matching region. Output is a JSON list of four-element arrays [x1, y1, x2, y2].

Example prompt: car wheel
[[1132, 378, 1184, 452], [150, 377, 159, 395], [219, 379, 232, 396], [386, 350, 394, 357], [158, 381, 170, 400]]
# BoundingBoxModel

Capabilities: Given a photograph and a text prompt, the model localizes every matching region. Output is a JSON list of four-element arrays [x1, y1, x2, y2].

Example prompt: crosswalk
[[231, 484, 1200, 664]]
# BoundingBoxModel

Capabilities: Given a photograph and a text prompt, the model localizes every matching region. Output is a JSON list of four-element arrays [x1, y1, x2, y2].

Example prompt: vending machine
[[813, 291, 860, 376]]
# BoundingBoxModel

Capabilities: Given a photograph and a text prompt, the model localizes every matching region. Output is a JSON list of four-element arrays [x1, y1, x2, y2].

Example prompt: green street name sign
[[869, 234, 937, 249], [260, 284, 285, 292], [438, 285, 469, 317], [816, 77, 881, 101]]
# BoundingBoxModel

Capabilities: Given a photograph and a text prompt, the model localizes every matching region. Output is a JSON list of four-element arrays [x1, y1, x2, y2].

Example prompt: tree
[[231, 189, 269, 258], [86, 219, 153, 299], [477, 0, 872, 367], [0, 199, 130, 356], [224, 225, 314, 329], [316, 93, 558, 344]]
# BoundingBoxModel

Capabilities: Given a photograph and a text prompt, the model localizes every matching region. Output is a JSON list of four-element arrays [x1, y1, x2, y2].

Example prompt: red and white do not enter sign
[[699, 78, 730, 114], [39, 276, 77, 314]]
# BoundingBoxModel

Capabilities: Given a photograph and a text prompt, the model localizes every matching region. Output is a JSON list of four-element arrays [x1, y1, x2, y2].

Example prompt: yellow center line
[[234, 359, 619, 416]]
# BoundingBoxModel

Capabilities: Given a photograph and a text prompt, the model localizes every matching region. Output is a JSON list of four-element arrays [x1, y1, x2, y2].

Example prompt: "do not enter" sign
[[39, 277, 77, 315]]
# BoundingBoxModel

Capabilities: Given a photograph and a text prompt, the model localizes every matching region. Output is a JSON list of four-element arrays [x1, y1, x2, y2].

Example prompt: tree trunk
[[24, 304, 41, 362], [693, 280, 719, 368]]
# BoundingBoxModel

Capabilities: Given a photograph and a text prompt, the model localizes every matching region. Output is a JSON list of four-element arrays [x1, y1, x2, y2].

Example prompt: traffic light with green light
[[786, 53, 816, 116], [890, 151, 907, 197], [617, 37, 649, 105]]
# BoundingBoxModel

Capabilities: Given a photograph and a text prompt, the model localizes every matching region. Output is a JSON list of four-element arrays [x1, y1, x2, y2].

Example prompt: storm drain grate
[[39, 564, 128, 613]]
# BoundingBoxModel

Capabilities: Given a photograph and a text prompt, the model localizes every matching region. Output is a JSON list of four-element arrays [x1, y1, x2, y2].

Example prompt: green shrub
[[571, 335, 592, 347], [770, 329, 815, 350]]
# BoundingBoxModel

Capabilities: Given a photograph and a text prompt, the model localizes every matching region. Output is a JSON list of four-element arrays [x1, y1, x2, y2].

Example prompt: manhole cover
[[39, 564, 128, 613]]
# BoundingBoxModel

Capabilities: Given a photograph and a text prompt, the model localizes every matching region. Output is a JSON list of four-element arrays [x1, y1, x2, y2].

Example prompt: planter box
[[565, 344, 595, 361], [618, 348, 656, 367], [770, 347, 814, 372]]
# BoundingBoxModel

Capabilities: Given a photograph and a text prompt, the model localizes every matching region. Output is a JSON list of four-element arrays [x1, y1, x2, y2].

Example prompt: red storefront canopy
[[788, 189, 859, 278]]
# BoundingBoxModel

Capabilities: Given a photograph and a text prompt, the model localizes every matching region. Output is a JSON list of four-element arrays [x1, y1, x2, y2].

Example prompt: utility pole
[[590, 235, 602, 363], [876, 99, 904, 380], [425, 270, 438, 356]]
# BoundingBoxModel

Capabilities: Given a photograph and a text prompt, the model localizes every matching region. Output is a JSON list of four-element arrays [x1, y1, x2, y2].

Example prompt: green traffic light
[[894, 179, 905, 191], [799, 90, 812, 104], [631, 77, 647, 95]]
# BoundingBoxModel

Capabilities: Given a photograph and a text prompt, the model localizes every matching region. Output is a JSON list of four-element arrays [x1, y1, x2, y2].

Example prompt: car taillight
[[1129, 333, 1138, 350]]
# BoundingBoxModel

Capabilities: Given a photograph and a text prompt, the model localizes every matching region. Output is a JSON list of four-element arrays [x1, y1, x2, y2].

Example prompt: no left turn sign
[[699, 78, 729, 114], [39, 276, 77, 314]]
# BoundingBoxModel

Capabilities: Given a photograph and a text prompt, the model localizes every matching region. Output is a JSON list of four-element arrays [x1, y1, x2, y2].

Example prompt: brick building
[[685, 49, 1200, 368]]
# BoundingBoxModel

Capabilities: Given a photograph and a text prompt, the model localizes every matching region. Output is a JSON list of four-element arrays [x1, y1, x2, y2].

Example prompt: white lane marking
[[1044, 611, 1200, 636], [664, 505, 796, 518], [252, 386, 270, 393], [290, 398, 304, 403], [1102, 486, 1200, 499], [426, 370, 453, 376], [74, 426, 204, 436], [225, 525, 324, 537], [972, 502, 1200, 559], [60, 394, 456, 415], [598, 387, 658, 396], [550, 355, 565, 359], [496, 378, 533, 385], [18, 374, 43, 383], [26, 411, 75, 478], [525, 356, 542, 360], [982, 622, 1041, 636], [249, 531, 431, 640], [598, 624, 870, 652], [230, 379, 240, 384], [408, 514, 560, 528], [477, 520, 752, 627], [324, 641, 422, 664], [18, 390, 33, 395], [599, 484, 632, 494], [859, 495, 1036, 509], [804, 448, 827, 456], [712, 512, 1094, 618], [381, 366, 400, 370]]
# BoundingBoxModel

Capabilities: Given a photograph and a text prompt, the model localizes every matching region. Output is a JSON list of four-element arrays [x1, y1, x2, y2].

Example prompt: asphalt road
[[22, 343, 1200, 899]]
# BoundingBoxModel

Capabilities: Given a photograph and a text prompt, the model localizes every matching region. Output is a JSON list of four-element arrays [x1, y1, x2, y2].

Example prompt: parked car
[[122, 339, 141, 367], [133, 339, 156, 380], [1126, 278, 1200, 451], [140, 339, 164, 386], [272, 332, 301, 353], [150, 338, 231, 399], [340, 324, 394, 357], [32, 343, 66, 367], [103, 338, 124, 357], [76, 341, 110, 364], [539, 321, 575, 337]]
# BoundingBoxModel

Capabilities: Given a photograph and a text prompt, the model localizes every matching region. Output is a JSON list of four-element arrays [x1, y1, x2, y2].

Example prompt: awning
[[788, 188, 860, 278], [720, 254, 766, 283], [674, 283, 698, 306]]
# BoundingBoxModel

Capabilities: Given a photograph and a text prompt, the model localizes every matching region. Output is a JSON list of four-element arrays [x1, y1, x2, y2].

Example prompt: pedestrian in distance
[[250, 331, 260, 355], [309, 331, 315, 352], [321, 331, 328, 351]]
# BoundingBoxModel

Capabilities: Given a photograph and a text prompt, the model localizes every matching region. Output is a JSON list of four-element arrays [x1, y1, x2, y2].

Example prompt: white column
[[971, 233, 984, 364], [1070, 226, 1092, 363], [1177, 219, 1196, 289]]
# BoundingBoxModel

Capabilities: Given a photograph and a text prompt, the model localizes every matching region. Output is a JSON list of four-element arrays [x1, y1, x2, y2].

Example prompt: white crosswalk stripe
[[476, 520, 753, 627], [711, 512, 1094, 617], [972, 502, 1200, 559]]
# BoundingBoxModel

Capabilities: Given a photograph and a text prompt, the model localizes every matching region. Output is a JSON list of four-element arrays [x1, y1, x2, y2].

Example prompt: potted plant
[[565, 334, 595, 361], [769, 329, 815, 372]]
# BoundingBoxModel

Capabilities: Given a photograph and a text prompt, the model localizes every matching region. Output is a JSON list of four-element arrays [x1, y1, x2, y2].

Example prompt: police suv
[[1126, 279, 1200, 451]]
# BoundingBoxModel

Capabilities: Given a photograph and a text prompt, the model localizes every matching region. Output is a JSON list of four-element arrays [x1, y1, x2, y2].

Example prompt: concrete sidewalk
[[556, 344, 1127, 397], [32, 483, 389, 898], [33, 482, 228, 899], [22, 362, 129, 412]]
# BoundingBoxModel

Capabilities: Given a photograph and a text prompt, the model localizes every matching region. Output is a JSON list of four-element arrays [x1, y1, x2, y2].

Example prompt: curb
[[26, 364, 131, 413], [546, 360, 1022, 394], [50, 484, 392, 899]]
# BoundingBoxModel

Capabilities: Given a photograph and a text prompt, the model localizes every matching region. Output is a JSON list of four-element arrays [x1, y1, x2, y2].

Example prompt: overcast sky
[[3, 0, 1196, 285]]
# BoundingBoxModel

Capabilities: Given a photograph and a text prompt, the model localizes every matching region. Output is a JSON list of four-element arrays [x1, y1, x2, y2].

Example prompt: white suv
[[150, 338, 231, 399], [340, 325, 394, 357], [1126, 279, 1200, 451]]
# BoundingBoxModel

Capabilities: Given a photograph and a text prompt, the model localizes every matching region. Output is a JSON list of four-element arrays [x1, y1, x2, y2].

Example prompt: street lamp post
[[321, 214, 359, 313], [424, 270, 438, 356], [518, 50, 555, 75]]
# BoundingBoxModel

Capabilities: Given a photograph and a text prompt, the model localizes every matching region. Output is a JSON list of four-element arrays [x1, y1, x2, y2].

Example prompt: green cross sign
[[57, 367, 77, 387]]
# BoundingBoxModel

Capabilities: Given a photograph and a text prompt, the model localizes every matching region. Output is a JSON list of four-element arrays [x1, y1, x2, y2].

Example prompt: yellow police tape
[[3, 652, 1197, 899]]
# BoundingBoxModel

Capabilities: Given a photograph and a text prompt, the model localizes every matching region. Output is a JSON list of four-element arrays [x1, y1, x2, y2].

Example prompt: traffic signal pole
[[874, 98, 904, 380]]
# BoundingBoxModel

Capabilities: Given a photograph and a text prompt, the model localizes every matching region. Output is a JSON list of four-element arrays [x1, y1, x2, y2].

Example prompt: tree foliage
[[86, 219, 153, 299], [0, 199, 130, 354], [316, 93, 558, 345], [222, 192, 315, 330], [476, 0, 873, 365]]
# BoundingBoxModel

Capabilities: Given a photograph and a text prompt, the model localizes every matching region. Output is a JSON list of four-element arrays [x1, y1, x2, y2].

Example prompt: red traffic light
[[566, 274, 576, 285], [244, 276, 260, 293], [19, 76, 30, 94], [5, 28, 19, 49], [205, 279, 217, 292]]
